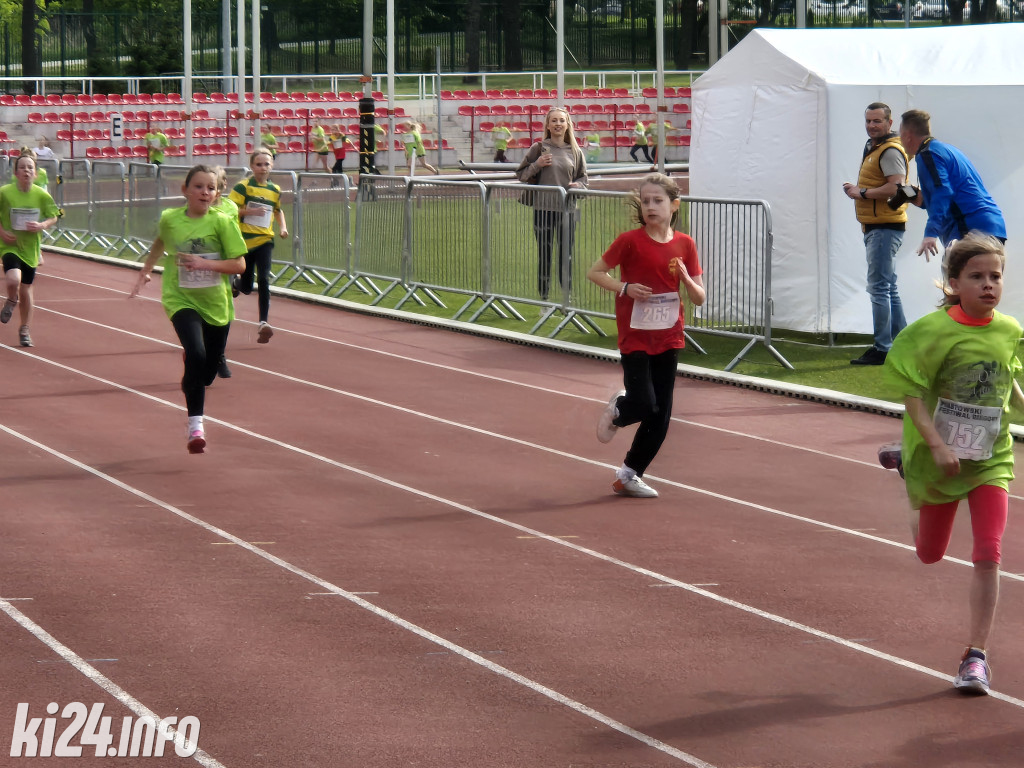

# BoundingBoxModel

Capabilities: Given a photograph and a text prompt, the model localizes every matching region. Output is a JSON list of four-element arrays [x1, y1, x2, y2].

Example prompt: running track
[[1, 253, 1023, 767]]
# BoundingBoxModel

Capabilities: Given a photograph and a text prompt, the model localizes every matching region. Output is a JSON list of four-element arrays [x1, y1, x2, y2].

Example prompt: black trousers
[[237, 241, 273, 323], [171, 309, 231, 417], [614, 348, 679, 476], [532, 208, 575, 301], [630, 144, 653, 163]]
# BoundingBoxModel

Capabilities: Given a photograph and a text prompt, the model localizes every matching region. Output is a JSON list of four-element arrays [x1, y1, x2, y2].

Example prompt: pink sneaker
[[877, 442, 903, 478], [187, 429, 206, 454]]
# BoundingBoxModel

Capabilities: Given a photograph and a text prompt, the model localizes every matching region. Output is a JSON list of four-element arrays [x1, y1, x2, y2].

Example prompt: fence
[[40, 160, 788, 370]]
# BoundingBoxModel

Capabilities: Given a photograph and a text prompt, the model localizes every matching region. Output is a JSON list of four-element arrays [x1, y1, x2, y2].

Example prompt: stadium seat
[[165, 110, 183, 121], [593, 120, 610, 131], [569, 105, 587, 115], [27, 113, 44, 123], [135, 93, 153, 104], [491, 105, 507, 115], [469, 90, 486, 99], [87, 129, 105, 140], [107, 94, 123, 105], [342, 107, 358, 118], [576, 120, 592, 131], [56, 129, 72, 141], [59, 111, 75, 123], [90, 111, 106, 121], [502, 89, 518, 99], [116, 146, 132, 157], [507, 105, 525, 115], [193, 109, 210, 121], [209, 126, 226, 138], [612, 88, 629, 99], [457, 105, 473, 117], [99, 146, 116, 157], [582, 88, 599, 98], [597, 88, 614, 98], [283, 125, 302, 136], [534, 89, 553, 98], [73, 130, 89, 141], [14, 94, 31, 105], [600, 136, 615, 147], [44, 94, 61, 105], [587, 104, 604, 114], [209, 92, 229, 103], [289, 92, 308, 102], [42, 112, 61, 122], [322, 92, 339, 101], [672, 103, 691, 113], [135, 110, 150, 121], [565, 89, 582, 99], [288, 141, 304, 153], [677, 87, 692, 98], [121, 94, 139, 105], [85, 147, 102, 158], [617, 103, 634, 113], [167, 93, 185, 104], [517, 89, 535, 99], [132, 145, 149, 157], [326, 107, 343, 119], [615, 136, 631, 147], [29, 94, 46, 106], [307, 92, 324, 101], [474, 105, 490, 116], [635, 104, 652, 114], [641, 87, 658, 98], [478, 121, 495, 132], [193, 126, 210, 139], [193, 93, 209, 103], [151, 93, 168, 104]]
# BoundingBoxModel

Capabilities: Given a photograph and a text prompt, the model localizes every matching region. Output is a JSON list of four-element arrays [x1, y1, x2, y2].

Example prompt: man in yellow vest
[[842, 102, 910, 366]]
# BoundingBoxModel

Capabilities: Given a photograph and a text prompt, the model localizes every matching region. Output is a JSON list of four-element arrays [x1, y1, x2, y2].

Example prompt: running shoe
[[217, 355, 231, 379], [257, 321, 274, 344], [18, 325, 31, 348], [878, 442, 904, 478], [0, 298, 16, 324], [953, 648, 990, 695], [612, 476, 659, 498], [187, 429, 207, 455], [231, 275, 240, 298], [597, 389, 625, 443]]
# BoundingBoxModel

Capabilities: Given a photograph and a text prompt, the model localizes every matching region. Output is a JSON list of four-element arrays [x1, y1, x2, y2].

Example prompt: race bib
[[243, 201, 274, 229], [629, 292, 680, 330], [10, 208, 39, 231], [932, 396, 1002, 461], [177, 252, 221, 289]]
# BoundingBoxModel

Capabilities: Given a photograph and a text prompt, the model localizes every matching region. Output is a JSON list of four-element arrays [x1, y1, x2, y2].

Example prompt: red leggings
[[917, 484, 1007, 565]]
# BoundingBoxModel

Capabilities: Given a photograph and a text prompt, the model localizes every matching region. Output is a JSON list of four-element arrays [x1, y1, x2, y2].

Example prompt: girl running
[[130, 164, 247, 453], [0, 149, 60, 347], [229, 149, 289, 345], [586, 173, 704, 498], [884, 232, 1024, 695]]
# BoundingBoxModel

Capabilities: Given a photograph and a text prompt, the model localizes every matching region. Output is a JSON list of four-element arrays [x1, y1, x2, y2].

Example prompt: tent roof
[[702, 24, 1024, 87]]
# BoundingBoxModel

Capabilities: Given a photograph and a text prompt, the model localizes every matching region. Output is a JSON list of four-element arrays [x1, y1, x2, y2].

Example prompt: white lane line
[[37, 276, 893, 472], [0, 598, 225, 767], [4, 361, 1024, 711], [0, 425, 716, 768], [11, 316, 1022, 585], [8, 327, 1024, 585]]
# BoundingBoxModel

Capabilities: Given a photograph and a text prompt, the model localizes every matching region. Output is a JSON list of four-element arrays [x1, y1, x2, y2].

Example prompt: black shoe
[[217, 355, 231, 379], [231, 276, 240, 299], [850, 347, 887, 366]]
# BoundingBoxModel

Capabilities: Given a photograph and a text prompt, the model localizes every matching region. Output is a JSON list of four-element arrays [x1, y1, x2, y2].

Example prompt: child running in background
[[229, 149, 289, 345], [0, 149, 60, 347], [883, 232, 1024, 695], [129, 164, 247, 453], [586, 173, 704, 498]]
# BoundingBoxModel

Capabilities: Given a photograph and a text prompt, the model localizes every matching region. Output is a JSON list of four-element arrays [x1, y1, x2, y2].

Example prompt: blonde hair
[[939, 231, 1006, 307], [212, 165, 229, 194], [15, 147, 37, 171], [249, 147, 274, 165], [627, 173, 682, 228], [543, 108, 584, 166]]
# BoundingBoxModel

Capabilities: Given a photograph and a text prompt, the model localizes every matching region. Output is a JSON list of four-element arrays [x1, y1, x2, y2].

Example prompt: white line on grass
[[4, 348, 1024, 711]]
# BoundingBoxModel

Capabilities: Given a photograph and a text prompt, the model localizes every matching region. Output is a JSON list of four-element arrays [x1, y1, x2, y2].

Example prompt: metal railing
[[42, 160, 788, 370]]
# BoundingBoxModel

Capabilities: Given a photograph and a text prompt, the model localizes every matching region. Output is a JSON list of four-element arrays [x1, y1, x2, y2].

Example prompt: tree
[[463, 0, 480, 83], [21, 0, 41, 92], [503, 0, 523, 70]]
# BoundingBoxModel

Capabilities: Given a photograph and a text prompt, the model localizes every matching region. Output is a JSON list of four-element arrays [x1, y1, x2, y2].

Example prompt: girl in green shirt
[[884, 232, 1024, 696], [130, 164, 247, 454], [0, 150, 60, 347]]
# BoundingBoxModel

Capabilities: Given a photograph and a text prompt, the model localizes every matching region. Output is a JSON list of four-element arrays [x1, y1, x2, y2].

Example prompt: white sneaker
[[597, 389, 625, 443], [257, 321, 274, 344], [612, 476, 659, 498]]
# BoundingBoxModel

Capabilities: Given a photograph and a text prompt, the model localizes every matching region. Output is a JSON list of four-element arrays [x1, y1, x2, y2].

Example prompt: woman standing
[[515, 108, 588, 302]]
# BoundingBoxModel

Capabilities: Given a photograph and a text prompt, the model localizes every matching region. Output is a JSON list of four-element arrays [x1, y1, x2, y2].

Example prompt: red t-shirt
[[601, 228, 702, 355]]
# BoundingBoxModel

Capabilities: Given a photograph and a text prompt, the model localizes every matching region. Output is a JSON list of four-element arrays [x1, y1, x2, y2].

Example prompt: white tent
[[690, 24, 1024, 334]]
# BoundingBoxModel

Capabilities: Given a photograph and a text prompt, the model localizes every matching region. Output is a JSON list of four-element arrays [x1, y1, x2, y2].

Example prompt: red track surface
[[1, 253, 1023, 767]]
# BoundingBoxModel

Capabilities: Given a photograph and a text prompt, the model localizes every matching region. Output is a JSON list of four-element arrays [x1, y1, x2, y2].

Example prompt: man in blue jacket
[[898, 109, 1006, 261]]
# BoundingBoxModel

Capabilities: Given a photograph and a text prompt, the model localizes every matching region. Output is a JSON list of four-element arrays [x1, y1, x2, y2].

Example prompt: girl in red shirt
[[586, 174, 705, 497]]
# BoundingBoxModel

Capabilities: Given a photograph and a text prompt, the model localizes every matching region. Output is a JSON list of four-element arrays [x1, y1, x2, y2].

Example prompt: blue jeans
[[864, 228, 907, 352]]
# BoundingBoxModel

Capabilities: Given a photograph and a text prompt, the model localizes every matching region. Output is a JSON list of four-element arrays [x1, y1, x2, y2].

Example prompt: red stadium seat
[[209, 92, 229, 103], [85, 147, 102, 158], [672, 103, 691, 114], [342, 107, 358, 118], [27, 113, 44, 123], [30, 94, 46, 105], [507, 105, 525, 115], [107, 94, 123, 105], [56, 129, 72, 141], [565, 89, 582, 99], [136, 93, 154, 104], [121, 94, 139, 105], [133, 145, 149, 157], [193, 109, 210, 121], [597, 88, 614, 98], [677, 87, 692, 98], [45, 94, 62, 105], [42, 112, 61, 122], [635, 104, 652, 114], [502, 89, 518, 99], [193, 93, 209, 103], [473, 105, 490, 116], [289, 92, 308, 102], [167, 93, 185, 104], [287, 141, 304, 153], [641, 87, 658, 98], [14, 94, 31, 105], [326, 107, 343, 119], [152, 93, 168, 104], [617, 103, 634, 114], [599, 136, 614, 147], [116, 146, 133, 157], [307, 92, 324, 101], [469, 90, 486, 99], [491, 105, 507, 115], [90, 111, 106, 121], [582, 88, 599, 98]]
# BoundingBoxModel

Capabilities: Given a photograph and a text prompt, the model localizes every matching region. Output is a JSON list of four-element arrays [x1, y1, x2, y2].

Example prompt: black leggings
[[171, 309, 231, 417], [630, 144, 653, 163], [532, 209, 575, 301], [331, 157, 345, 173], [237, 241, 273, 323], [614, 349, 679, 476]]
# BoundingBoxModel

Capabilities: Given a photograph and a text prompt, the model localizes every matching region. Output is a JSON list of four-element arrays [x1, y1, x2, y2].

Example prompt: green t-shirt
[[885, 308, 1023, 508], [633, 122, 647, 146], [312, 125, 329, 153], [144, 131, 170, 163], [493, 126, 512, 152], [260, 132, 279, 155], [211, 197, 239, 219], [156, 206, 247, 326], [0, 182, 59, 268]]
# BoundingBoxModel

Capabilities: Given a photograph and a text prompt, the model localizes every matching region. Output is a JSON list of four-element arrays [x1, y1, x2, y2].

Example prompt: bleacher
[[0, 86, 692, 165]]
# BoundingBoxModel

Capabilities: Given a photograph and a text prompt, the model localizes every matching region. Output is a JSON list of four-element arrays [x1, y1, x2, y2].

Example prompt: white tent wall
[[691, 25, 1024, 335]]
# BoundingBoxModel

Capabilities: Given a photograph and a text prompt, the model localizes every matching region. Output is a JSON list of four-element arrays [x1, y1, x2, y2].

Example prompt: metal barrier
[[40, 162, 787, 370], [290, 171, 352, 291]]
